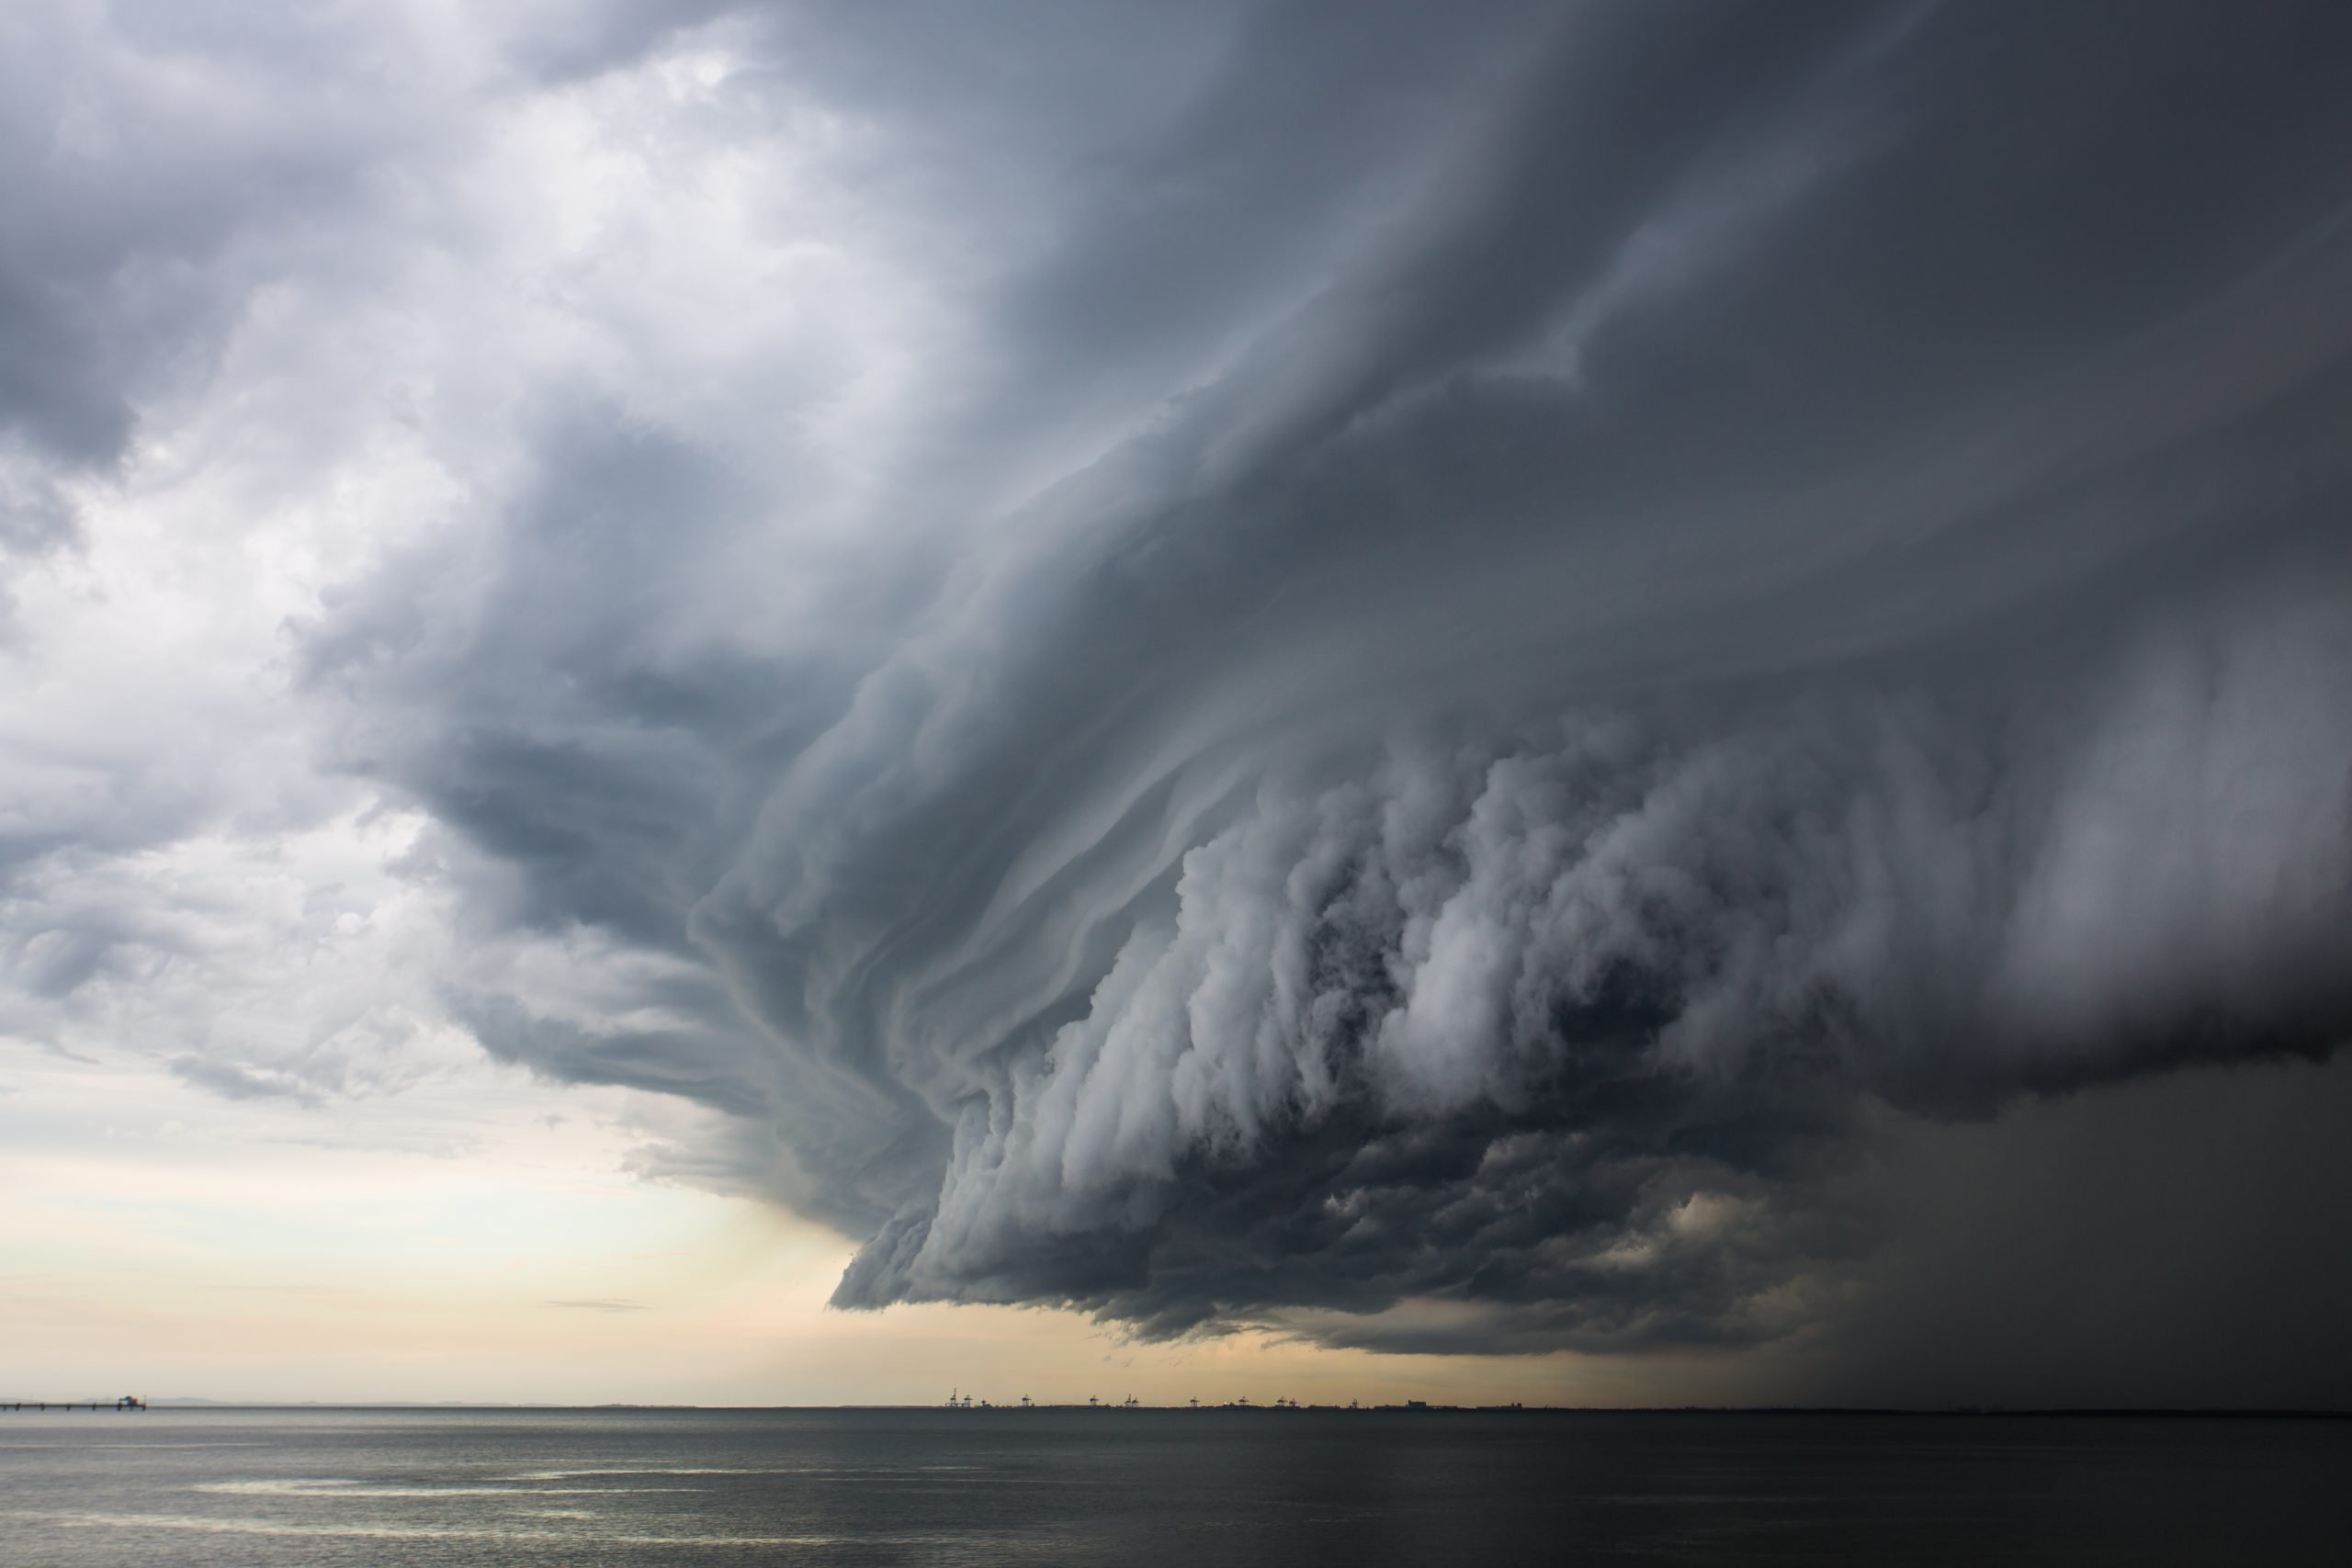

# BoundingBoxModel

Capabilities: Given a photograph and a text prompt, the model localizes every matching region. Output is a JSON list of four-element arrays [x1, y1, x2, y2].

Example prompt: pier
[[2, 1396, 146, 1412]]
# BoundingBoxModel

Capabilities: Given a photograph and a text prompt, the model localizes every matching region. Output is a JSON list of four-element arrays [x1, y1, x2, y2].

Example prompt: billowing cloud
[[6, 0, 2352, 1384]]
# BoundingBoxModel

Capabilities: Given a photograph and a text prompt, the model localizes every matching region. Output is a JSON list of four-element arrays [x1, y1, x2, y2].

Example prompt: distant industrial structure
[[2, 1396, 144, 1412], [931, 1392, 1534, 1414]]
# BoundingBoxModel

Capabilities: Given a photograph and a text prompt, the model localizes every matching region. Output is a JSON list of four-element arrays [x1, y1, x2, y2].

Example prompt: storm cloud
[[8, 0, 2352, 1384]]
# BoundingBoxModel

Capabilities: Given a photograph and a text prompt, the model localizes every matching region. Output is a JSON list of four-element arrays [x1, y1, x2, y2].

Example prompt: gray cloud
[[8, 0, 2350, 1394], [0, 2, 430, 465], [300, 1, 2352, 1368], [168, 1055, 327, 1108]]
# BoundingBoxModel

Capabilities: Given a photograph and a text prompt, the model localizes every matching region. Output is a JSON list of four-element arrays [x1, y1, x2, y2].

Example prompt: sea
[[1, 1406, 2346, 1565]]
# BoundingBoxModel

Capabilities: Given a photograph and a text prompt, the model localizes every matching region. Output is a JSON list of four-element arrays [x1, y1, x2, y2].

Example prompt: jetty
[[2, 1396, 146, 1412]]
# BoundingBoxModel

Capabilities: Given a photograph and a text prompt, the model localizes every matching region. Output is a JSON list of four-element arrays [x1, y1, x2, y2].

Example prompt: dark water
[[2, 1407, 2346, 1565]]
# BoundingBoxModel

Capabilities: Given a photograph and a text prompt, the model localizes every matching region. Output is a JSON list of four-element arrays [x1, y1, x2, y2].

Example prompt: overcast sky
[[5, 0, 2351, 1407]]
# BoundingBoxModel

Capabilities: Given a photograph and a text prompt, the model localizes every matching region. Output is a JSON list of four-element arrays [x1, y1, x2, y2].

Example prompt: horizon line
[[28, 1401, 2346, 1419]]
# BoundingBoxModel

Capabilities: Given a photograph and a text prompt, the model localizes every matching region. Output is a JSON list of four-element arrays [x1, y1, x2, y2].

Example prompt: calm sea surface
[[1, 1407, 2346, 1565]]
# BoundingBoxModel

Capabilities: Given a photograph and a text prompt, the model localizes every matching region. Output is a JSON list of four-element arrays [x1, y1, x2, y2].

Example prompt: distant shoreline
[[80, 1402, 2351, 1418]]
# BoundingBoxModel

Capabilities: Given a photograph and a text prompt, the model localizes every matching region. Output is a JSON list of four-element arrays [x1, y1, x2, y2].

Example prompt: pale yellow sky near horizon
[[0, 1036, 1768, 1410]]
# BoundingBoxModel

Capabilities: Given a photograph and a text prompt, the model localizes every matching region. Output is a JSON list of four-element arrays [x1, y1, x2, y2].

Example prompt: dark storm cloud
[[307, 0, 2352, 1360]]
